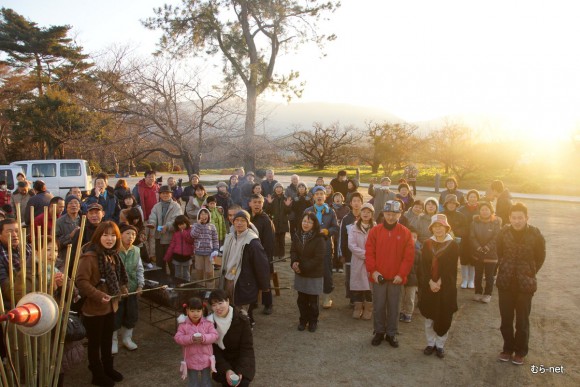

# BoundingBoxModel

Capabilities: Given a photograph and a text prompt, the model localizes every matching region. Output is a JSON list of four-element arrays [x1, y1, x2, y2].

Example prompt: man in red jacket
[[365, 200, 415, 348], [132, 170, 159, 261]]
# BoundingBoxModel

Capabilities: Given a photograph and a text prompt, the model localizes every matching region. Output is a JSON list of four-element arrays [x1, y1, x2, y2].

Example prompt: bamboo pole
[[7, 237, 20, 385], [110, 285, 168, 298], [0, 290, 10, 387], [53, 215, 86, 384], [29, 210, 38, 385]]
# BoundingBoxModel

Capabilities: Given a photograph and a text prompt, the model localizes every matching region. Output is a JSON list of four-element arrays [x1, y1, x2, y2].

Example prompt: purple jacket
[[174, 316, 219, 371], [190, 222, 219, 256]]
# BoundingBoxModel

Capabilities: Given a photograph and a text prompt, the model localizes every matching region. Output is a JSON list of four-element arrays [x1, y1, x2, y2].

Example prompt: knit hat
[[479, 201, 495, 214], [312, 185, 326, 193], [119, 223, 138, 234], [444, 194, 460, 207], [216, 182, 228, 189], [361, 203, 375, 213], [383, 200, 403, 213], [64, 194, 80, 208], [297, 182, 308, 190], [429, 214, 451, 232], [274, 182, 284, 190], [380, 177, 391, 184], [424, 197, 439, 211], [232, 210, 251, 224]]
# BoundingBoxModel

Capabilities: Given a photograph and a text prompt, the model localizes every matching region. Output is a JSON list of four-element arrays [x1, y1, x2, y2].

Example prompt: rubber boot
[[102, 356, 123, 382], [89, 364, 115, 387], [111, 330, 119, 355], [122, 327, 138, 351], [352, 302, 363, 319], [460, 265, 469, 288], [468, 266, 475, 289], [361, 301, 373, 320]]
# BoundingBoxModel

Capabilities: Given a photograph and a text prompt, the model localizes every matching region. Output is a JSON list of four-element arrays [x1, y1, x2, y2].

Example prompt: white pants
[[425, 319, 448, 348]]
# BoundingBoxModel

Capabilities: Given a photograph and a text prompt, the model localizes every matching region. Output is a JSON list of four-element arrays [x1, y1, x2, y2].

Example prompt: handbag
[[65, 312, 86, 342]]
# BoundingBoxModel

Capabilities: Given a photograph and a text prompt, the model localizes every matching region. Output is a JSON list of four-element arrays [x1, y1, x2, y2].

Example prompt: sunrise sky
[[3, 0, 579, 140]]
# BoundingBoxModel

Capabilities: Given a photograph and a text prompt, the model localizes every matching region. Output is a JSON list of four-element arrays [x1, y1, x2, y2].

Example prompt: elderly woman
[[290, 212, 325, 332], [418, 214, 459, 359], [208, 289, 255, 387], [76, 221, 129, 385]]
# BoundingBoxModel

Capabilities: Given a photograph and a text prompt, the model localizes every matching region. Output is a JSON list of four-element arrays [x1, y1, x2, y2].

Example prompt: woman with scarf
[[207, 289, 255, 387], [76, 221, 129, 386], [418, 214, 459, 359], [290, 212, 325, 332]]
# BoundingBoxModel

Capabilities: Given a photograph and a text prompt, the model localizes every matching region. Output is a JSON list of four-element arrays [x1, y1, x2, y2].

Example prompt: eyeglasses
[[302, 220, 314, 224]]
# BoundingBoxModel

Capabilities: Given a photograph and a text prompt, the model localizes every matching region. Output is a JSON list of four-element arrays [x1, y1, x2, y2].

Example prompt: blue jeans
[[188, 368, 212, 387], [174, 259, 192, 281]]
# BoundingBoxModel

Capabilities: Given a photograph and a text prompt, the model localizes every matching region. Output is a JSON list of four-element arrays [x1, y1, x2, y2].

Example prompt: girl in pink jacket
[[175, 297, 219, 387]]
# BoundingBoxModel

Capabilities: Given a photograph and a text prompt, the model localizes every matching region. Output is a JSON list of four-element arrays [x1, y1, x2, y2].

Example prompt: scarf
[[428, 234, 453, 281], [301, 230, 315, 245], [211, 306, 234, 350], [97, 248, 129, 296], [314, 203, 328, 224], [222, 228, 259, 285], [160, 200, 171, 223]]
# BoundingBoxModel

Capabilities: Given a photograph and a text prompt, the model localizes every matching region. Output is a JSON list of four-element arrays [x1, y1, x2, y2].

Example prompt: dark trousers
[[114, 295, 139, 330], [498, 288, 533, 357], [297, 292, 320, 324], [323, 239, 334, 294], [332, 236, 342, 270], [474, 261, 496, 295], [289, 219, 297, 238], [351, 290, 372, 302], [274, 232, 286, 257], [83, 312, 115, 370], [155, 241, 174, 277], [344, 264, 352, 300], [409, 181, 417, 196]]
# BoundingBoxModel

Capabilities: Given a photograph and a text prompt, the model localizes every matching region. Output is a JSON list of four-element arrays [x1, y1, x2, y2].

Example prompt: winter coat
[[181, 185, 196, 205], [190, 220, 219, 256], [265, 194, 290, 234], [348, 224, 372, 291], [330, 177, 349, 199], [284, 184, 299, 218], [458, 204, 480, 264], [240, 182, 256, 208], [439, 189, 466, 210], [331, 203, 350, 225], [250, 211, 275, 259], [228, 184, 243, 206], [164, 228, 195, 262], [365, 222, 415, 284], [470, 215, 502, 264], [367, 185, 396, 221], [209, 309, 255, 381], [147, 199, 183, 244], [170, 185, 183, 201], [175, 317, 219, 371], [290, 233, 325, 278], [118, 245, 144, 292], [260, 179, 278, 197], [496, 189, 513, 226], [220, 237, 270, 306], [56, 214, 81, 262], [85, 186, 120, 223], [113, 187, 129, 202], [132, 179, 159, 221], [442, 209, 467, 239], [418, 238, 459, 321], [11, 190, 34, 219], [24, 191, 53, 225], [496, 224, 545, 294], [345, 179, 359, 205], [215, 192, 234, 216], [406, 242, 422, 287], [396, 193, 414, 212], [338, 212, 358, 263], [303, 205, 339, 239], [208, 207, 227, 242], [185, 195, 207, 222], [291, 194, 312, 223]]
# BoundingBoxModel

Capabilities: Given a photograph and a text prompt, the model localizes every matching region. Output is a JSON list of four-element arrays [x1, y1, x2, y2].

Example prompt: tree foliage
[[291, 122, 362, 170], [144, 0, 339, 170]]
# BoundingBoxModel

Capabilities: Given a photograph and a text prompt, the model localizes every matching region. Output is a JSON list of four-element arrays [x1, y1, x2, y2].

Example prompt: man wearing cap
[[260, 169, 278, 197], [219, 210, 271, 325], [368, 177, 396, 221], [69, 203, 104, 276], [147, 186, 183, 275], [365, 200, 415, 347], [495, 202, 545, 366], [11, 181, 35, 219], [85, 173, 120, 223], [132, 170, 159, 262], [24, 180, 53, 225], [248, 194, 276, 315], [304, 186, 339, 309], [56, 194, 82, 264]]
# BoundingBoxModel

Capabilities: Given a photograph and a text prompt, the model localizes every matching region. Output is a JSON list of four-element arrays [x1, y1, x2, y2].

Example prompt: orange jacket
[[365, 223, 415, 284]]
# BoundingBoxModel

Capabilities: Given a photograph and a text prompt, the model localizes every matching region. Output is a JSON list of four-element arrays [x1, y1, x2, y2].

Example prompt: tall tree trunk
[[244, 85, 257, 172]]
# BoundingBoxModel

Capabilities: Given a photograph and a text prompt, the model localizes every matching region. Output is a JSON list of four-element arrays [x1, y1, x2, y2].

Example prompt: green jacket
[[119, 245, 144, 292], [208, 207, 226, 243]]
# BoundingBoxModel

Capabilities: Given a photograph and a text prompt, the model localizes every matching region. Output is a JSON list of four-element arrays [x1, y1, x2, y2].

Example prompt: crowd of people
[[0, 167, 546, 386]]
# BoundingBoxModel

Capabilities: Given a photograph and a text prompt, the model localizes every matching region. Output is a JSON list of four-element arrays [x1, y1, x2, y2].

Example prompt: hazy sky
[[3, 0, 579, 139]]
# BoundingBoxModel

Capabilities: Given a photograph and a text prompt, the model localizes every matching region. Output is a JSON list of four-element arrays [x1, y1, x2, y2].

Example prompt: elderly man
[[496, 202, 545, 366], [365, 200, 415, 348], [368, 177, 396, 221], [11, 181, 34, 219], [219, 210, 270, 326], [304, 186, 339, 309], [56, 195, 82, 264], [260, 170, 278, 197]]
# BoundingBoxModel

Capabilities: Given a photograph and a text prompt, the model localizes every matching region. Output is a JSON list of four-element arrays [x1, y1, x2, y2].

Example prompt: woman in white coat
[[348, 203, 376, 320]]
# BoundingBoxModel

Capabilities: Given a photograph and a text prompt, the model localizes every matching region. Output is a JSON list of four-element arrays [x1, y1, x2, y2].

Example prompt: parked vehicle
[[11, 159, 93, 197], [0, 165, 26, 191]]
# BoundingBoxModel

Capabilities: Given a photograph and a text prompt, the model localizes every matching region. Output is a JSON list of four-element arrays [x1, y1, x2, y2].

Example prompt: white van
[[0, 165, 26, 191], [10, 159, 93, 197]]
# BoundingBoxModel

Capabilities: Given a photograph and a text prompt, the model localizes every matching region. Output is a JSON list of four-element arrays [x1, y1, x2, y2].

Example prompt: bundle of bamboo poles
[[0, 203, 86, 387]]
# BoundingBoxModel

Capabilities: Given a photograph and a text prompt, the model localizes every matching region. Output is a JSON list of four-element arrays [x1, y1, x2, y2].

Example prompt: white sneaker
[[467, 281, 475, 289], [461, 280, 468, 289], [122, 328, 138, 351], [112, 330, 119, 354], [322, 294, 333, 309], [481, 295, 491, 303], [473, 294, 483, 302]]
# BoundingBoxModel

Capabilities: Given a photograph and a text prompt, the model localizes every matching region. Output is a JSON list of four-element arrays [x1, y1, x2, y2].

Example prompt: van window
[[32, 163, 57, 178], [0, 170, 14, 190], [61, 163, 81, 177]]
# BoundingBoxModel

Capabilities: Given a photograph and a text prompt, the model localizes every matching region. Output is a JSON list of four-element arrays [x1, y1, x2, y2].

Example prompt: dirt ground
[[66, 196, 580, 387]]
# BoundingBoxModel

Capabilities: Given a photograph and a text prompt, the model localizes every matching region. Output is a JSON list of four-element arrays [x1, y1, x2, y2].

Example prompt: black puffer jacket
[[290, 233, 325, 278]]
